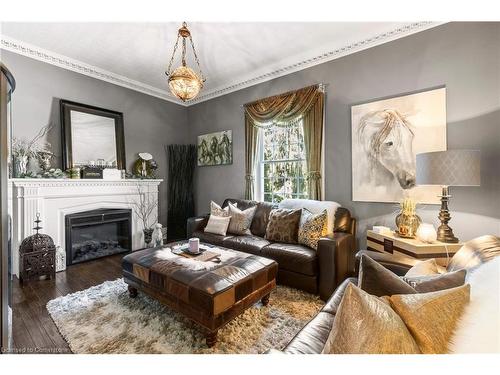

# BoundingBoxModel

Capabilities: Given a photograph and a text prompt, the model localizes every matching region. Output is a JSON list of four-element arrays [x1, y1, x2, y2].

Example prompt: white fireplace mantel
[[8, 178, 162, 277]]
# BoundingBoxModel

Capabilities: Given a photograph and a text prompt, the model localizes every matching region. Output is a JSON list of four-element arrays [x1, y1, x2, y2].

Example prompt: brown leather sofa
[[187, 198, 357, 300], [281, 235, 500, 353]]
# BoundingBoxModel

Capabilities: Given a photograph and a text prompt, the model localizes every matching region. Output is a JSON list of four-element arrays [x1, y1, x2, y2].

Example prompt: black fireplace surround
[[65, 208, 131, 265]]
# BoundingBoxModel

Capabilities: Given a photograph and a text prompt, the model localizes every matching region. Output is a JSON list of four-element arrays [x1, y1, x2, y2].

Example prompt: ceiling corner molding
[[188, 21, 444, 105], [0, 35, 187, 106], [1, 22, 443, 107]]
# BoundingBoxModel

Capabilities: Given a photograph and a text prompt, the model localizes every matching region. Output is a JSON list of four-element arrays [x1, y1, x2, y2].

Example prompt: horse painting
[[351, 88, 447, 204], [197, 130, 233, 166], [358, 109, 416, 189]]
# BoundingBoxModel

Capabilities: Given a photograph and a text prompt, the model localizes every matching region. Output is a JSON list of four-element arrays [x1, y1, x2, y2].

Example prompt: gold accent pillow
[[388, 284, 470, 354], [323, 283, 421, 354], [323, 283, 471, 354], [298, 208, 328, 250]]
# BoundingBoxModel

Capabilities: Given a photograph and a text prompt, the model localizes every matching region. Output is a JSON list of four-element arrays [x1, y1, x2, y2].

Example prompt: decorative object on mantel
[[60, 100, 126, 171], [165, 22, 206, 102], [132, 152, 158, 178], [12, 124, 52, 177], [197, 130, 232, 167], [19, 213, 56, 283], [395, 198, 421, 238], [21, 168, 67, 179], [131, 184, 159, 247], [55, 246, 66, 272], [351, 87, 447, 204], [416, 149, 481, 243], [37, 150, 55, 172]]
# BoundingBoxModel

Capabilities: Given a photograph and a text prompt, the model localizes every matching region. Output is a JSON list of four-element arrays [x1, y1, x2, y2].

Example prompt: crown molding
[[1, 22, 443, 107], [0, 36, 186, 106], [189, 22, 444, 105]]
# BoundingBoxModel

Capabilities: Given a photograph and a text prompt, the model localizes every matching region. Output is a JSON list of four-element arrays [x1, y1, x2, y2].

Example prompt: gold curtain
[[244, 84, 325, 200]]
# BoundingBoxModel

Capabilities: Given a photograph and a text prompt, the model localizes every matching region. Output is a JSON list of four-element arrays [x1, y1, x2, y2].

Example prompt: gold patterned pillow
[[265, 208, 302, 244], [323, 283, 470, 354], [298, 208, 328, 250]]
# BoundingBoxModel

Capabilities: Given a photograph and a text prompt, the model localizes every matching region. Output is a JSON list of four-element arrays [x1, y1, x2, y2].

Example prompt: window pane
[[259, 122, 309, 202]]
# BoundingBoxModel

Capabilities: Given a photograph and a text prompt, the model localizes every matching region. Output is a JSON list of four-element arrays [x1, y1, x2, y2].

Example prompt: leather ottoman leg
[[261, 293, 270, 306], [206, 330, 218, 348], [128, 285, 138, 298]]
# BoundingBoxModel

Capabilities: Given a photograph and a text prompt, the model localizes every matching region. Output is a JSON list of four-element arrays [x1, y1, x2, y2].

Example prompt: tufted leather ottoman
[[122, 241, 278, 347]]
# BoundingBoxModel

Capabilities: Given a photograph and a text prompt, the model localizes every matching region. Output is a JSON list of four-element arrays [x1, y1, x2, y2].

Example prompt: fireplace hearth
[[65, 208, 132, 265]]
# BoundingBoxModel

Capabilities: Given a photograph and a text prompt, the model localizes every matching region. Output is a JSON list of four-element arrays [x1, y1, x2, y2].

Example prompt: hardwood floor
[[10, 254, 124, 354]]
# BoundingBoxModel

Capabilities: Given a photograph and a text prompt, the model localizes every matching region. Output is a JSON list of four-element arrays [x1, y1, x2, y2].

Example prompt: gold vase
[[395, 213, 422, 238]]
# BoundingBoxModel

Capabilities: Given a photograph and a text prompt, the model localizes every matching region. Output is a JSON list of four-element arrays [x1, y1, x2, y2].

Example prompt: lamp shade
[[416, 150, 480, 186]]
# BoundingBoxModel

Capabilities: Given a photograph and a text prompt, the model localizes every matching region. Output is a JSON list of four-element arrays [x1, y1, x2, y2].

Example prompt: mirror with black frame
[[60, 100, 126, 170]]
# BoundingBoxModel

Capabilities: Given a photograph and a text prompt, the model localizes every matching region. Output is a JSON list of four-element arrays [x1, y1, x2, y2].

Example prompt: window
[[258, 122, 308, 203]]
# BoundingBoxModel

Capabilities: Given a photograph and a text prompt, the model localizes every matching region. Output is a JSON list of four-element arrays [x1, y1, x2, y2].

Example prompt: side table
[[366, 229, 463, 267]]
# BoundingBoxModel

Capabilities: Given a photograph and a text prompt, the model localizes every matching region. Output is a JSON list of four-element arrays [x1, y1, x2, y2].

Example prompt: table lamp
[[416, 150, 480, 243]]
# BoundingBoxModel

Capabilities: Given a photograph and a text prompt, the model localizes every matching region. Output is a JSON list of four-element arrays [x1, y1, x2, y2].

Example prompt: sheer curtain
[[243, 84, 325, 200]]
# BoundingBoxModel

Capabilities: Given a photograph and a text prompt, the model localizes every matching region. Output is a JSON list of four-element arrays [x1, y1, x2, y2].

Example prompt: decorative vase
[[37, 152, 53, 172], [14, 155, 29, 177], [395, 213, 422, 238], [143, 228, 154, 247]]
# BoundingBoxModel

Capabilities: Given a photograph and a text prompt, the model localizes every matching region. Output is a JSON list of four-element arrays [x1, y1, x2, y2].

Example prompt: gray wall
[[187, 22, 500, 247], [1, 50, 189, 224]]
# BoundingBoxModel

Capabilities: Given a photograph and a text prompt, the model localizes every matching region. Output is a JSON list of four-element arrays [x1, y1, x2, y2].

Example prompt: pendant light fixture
[[165, 22, 206, 102]]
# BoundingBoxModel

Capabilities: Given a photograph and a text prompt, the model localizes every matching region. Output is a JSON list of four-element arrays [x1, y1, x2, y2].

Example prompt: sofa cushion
[[265, 208, 302, 244], [222, 235, 271, 255], [298, 208, 328, 250], [192, 231, 234, 246], [261, 242, 317, 276], [227, 203, 257, 235], [250, 201, 276, 238], [280, 198, 340, 235], [322, 283, 421, 354]]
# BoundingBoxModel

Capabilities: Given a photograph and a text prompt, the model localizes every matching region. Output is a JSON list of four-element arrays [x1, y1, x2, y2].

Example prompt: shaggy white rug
[[46, 278, 323, 354]]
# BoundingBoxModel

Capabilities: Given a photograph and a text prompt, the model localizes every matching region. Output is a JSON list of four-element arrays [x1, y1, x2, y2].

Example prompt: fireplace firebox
[[65, 208, 132, 265]]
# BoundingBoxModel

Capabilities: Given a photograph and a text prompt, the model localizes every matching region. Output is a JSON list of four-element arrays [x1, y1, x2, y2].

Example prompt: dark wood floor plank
[[12, 254, 124, 354]]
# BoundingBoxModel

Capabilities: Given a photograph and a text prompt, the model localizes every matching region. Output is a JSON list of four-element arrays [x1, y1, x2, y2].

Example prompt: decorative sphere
[[168, 66, 203, 101], [416, 223, 437, 243]]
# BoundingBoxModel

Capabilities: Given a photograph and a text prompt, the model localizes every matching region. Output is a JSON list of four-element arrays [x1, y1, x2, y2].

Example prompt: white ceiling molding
[[0, 36, 184, 105], [1, 22, 442, 107], [189, 22, 442, 104]]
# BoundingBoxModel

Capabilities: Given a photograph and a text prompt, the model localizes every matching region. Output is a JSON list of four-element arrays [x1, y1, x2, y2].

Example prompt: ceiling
[[0, 22, 439, 106]]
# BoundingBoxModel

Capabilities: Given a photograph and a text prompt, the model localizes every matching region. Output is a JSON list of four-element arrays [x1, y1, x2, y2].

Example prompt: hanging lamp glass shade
[[165, 22, 206, 102], [168, 65, 203, 101]]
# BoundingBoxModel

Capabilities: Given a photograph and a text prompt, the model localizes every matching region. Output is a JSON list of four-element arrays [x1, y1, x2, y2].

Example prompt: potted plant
[[131, 184, 159, 247], [12, 124, 52, 177]]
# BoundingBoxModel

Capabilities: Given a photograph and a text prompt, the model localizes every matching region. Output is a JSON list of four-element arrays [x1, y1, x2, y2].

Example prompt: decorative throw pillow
[[298, 208, 328, 250], [405, 258, 440, 277], [204, 215, 231, 236], [322, 283, 421, 354], [323, 283, 470, 354], [358, 255, 417, 297], [227, 203, 257, 235], [265, 208, 302, 244], [210, 201, 232, 217], [358, 255, 466, 296], [388, 284, 471, 354]]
